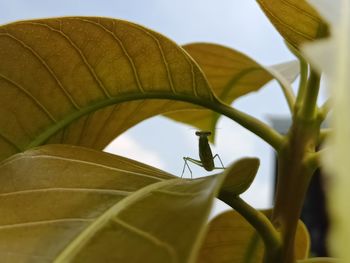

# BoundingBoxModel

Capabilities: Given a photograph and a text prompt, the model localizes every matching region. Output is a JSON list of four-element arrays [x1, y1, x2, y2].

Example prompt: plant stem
[[299, 69, 321, 120], [292, 45, 308, 111], [305, 148, 327, 170], [319, 128, 332, 145], [271, 66, 322, 263], [275, 77, 296, 114], [24, 93, 283, 152], [219, 194, 281, 261], [319, 99, 332, 121], [272, 121, 320, 263], [217, 103, 284, 150]]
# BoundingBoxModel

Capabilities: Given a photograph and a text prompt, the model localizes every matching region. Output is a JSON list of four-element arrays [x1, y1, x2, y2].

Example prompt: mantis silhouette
[[181, 131, 225, 178]]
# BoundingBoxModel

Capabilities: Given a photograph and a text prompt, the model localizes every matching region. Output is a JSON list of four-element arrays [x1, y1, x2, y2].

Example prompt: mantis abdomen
[[198, 135, 214, 171]]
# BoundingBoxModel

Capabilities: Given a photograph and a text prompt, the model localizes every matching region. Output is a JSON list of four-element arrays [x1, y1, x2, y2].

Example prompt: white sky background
[[0, 0, 301, 209]]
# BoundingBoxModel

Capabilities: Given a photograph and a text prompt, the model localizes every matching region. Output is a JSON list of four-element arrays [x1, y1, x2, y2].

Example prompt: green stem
[[25, 93, 283, 153], [288, 42, 308, 112], [276, 77, 296, 114], [319, 99, 331, 121], [243, 232, 260, 263], [319, 128, 332, 145], [299, 69, 321, 120], [217, 103, 284, 150], [272, 117, 321, 263], [219, 195, 281, 261], [272, 65, 322, 261], [304, 148, 327, 170], [295, 60, 308, 108]]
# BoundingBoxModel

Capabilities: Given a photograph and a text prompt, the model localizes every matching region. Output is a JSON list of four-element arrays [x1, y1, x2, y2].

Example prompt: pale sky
[[0, 0, 300, 208]]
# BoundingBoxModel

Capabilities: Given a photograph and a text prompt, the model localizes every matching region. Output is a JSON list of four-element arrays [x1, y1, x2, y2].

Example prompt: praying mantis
[[181, 131, 225, 178]]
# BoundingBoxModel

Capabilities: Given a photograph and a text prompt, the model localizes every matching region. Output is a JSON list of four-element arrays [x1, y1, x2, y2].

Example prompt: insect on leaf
[[0, 144, 226, 263]]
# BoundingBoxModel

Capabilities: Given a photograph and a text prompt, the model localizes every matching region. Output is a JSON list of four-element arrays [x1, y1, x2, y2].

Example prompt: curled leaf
[[220, 158, 260, 196]]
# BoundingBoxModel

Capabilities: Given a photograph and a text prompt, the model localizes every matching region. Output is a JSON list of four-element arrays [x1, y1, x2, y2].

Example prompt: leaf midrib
[[0, 187, 131, 197], [25, 92, 220, 150]]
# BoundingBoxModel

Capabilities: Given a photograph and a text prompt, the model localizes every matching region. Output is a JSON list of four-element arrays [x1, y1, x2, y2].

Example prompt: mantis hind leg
[[213, 154, 225, 169], [181, 157, 203, 178]]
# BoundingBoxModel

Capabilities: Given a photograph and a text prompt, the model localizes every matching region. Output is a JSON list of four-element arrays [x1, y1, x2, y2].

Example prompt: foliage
[[0, 0, 344, 262], [303, 0, 350, 262]]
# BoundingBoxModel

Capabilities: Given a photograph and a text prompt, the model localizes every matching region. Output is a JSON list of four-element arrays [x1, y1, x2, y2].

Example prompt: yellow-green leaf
[[0, 144, 172, 262], [0, 17, 220, 162], [165, 43, 299, 141], [256, 0, 329, 47], [0, 144, 225, 262], [220, 158, 260, 196], [197, 210, 310, 263], [297, 258, 339, 263]]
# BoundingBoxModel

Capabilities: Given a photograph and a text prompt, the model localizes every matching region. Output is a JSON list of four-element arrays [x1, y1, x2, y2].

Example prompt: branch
[[299, 69, 321, 120], [319, 99, 332, 121], [276, 78, 296, 114], [305, 148, 328, 170], [219, 194, 281, 258], [319, 128, 332, 145], [216, 103, 284, 151], [287, 42, 308, 111]]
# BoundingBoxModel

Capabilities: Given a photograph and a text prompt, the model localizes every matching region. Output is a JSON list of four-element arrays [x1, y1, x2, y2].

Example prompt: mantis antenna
[[181, 131, 225, 178]]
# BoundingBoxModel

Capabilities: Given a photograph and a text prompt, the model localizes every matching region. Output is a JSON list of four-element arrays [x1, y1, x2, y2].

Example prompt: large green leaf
[[165, 43, 299, 140], [197, 210, 310, 263], [0, 17, 222, 162], [0, 144, 225, 262], [256, 0, 329, 48]]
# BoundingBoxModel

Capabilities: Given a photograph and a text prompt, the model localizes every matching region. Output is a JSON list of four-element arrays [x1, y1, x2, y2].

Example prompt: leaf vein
[[0, 154, 164, 181], [185, 45, 252, 66], [0, 187, 132, 197], [257, 1, 314, 41], [112, 216, 179, 263], [91, 104, 120, 148], [0, 132, 22, 151], [21, 21, 112, 98], [280, 0, 323, 23], [60, 125, 68, 143], [129, 22, 205, 98], [153, 189, 202, 197], [112, 100, 147, 135], [0, 218, 93, 230], [68, 18, 145, 94], [76, 113, 91, 145], [0, 32, 81, 110], [0, 73, 57, 123], [140, 29, 176, 93]]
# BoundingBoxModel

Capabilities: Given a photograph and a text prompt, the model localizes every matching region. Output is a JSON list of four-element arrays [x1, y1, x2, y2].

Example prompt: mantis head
[[195, 131, 211, 137]]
